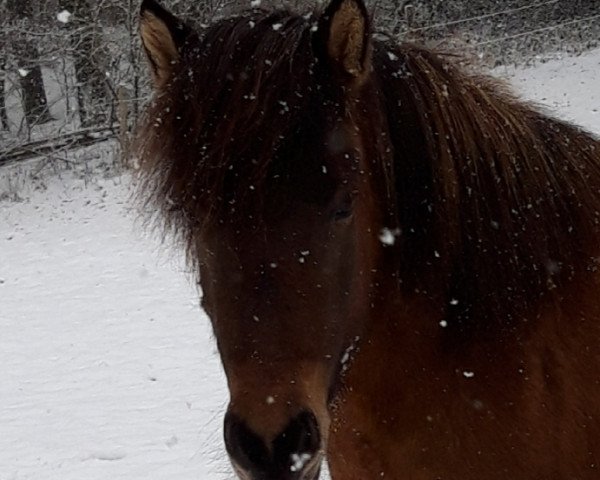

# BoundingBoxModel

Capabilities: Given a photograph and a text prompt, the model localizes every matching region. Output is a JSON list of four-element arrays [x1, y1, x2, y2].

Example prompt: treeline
[[0, 0, 598, 165]]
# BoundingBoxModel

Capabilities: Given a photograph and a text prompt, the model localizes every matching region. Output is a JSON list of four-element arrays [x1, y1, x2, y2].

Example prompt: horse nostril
[[224, 412, 270, 472], [224, 410, 321, 476], [273, 411, 321, 471]]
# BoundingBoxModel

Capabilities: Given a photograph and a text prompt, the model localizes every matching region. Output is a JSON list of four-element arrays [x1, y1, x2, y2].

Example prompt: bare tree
[[0, 0, 598, 167], [0, 46, 9, 131], [0, 0, 8, 131], [6, 0, 52, 127], [59, 0, 109, 127]]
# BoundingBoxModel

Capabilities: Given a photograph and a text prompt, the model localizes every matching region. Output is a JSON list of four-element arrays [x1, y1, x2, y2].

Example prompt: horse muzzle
[[225, 410, 324, 480]]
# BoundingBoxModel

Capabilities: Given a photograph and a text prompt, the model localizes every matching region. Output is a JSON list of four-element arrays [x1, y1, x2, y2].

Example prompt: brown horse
[[136, 0, 600, 478]]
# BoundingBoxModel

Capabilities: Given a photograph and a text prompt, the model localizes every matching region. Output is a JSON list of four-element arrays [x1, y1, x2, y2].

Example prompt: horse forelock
[[137, 10, 329, 249]]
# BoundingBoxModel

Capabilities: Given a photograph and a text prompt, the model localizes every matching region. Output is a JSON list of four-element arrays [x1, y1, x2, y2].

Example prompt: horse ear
[[316, 0, 371, 79], [139, 0, 191, 88]]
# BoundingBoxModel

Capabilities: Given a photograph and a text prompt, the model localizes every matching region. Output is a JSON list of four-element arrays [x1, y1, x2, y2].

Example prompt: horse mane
[[373, 43, 600, 331], [137, 8, 600, 333]]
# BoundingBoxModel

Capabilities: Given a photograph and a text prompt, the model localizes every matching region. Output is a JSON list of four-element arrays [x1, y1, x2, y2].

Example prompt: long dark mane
[[137, 8, 600, 332], [374, 44, 600, 331]]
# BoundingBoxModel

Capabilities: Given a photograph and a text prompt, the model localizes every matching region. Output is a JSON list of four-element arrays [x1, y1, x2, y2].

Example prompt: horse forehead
[[235, 218, 323, 245], [327, 122, 355, 154], [209, 213, 328, 258]]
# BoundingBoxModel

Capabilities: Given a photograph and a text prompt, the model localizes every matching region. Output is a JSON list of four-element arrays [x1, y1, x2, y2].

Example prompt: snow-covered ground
[[1, 49, 599, 479], [1, 169, 228, 479], [496, 48, 600, 134]]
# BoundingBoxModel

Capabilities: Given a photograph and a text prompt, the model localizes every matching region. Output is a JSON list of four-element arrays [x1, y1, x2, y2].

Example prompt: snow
[[495, 48, 600, 134], [1, 49, 599, 479], [378, 227, 400, 246], [290, 452, 312, 472], [1, 173, 227, 479], [56, 10, 72, 24], [299, 251, 310, 263], [340, 336, 360, 374]]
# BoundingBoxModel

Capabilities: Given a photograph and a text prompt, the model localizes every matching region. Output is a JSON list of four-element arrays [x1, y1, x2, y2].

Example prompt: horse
[[136, 0, 600, 478]]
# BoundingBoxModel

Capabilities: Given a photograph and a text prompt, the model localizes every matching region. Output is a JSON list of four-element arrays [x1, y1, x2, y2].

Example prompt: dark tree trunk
[[17, 41, 52, 126], [7, 0, 52, 128], [0, 54, 9, 131], [59, 0, 108, 127]]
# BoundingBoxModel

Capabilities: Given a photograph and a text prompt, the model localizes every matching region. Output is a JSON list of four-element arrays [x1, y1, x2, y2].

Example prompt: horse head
[[139, 0, 389, 477]]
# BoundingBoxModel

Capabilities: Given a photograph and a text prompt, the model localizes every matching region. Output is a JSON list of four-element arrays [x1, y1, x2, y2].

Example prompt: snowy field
[[1, 49, 599, 479]]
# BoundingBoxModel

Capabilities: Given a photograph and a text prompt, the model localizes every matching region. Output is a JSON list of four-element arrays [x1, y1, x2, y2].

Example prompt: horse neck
[[362, 244, 600, 370]]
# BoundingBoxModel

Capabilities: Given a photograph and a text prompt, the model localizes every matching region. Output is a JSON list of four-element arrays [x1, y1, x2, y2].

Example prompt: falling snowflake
[[379, 227, 400, 246], [290, 452, 312, 472], [18, 69, 29, 77], [340, 336, 360, 373], [56, 10, 72, 24]]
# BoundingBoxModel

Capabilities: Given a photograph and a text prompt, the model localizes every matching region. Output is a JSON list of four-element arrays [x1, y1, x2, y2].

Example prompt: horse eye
[[333, 207, 353, 221], [331, 194, 355, 221]]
